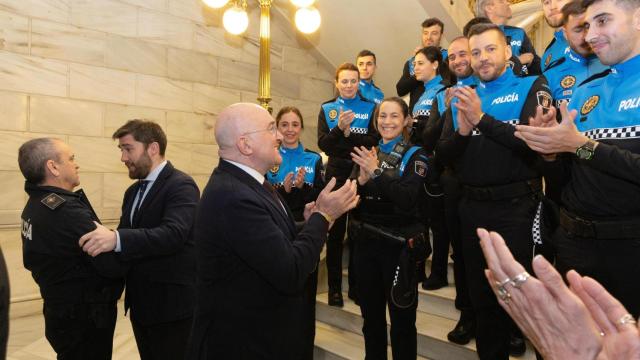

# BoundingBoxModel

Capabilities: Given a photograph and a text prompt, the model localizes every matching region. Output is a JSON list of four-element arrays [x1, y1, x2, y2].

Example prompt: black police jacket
[[21, 183, 125, 305]]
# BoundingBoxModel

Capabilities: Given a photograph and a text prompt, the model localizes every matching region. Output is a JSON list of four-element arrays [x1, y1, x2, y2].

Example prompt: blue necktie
[[131, 180, 149, 220]]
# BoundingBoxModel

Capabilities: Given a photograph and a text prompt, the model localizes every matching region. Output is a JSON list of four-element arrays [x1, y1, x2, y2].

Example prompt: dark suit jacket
[[188, 160, 329, 360], [117, 161, 200, 326]]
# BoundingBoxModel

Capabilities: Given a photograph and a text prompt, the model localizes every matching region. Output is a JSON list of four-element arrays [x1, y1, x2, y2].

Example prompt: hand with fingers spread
[[453, 86, 484, 126], [313, 177, 359, 226], [477, 228, 603, 360], [79, 221, 117, 257], [351, 146, 378, 185], [514, 102, 590, 154], [529, 105, 558, 128]]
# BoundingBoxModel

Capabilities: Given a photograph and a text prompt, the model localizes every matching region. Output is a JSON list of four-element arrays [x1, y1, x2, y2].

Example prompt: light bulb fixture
[[203, 0, 230, 8], [295, 7, 321, 34], [290, 0, 315, 7], [223, 4, 249, 35]]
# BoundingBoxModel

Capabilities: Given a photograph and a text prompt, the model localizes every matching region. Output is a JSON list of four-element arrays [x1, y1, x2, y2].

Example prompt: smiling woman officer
[[350, 97, 430, 360], [317, 63, 379, 307]]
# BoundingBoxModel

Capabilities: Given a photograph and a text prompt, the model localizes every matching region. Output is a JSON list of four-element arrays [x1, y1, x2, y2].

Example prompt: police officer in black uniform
[[437, 24, 551, 359], [350, 97, 429, 360], [18, 138, 125, 360]]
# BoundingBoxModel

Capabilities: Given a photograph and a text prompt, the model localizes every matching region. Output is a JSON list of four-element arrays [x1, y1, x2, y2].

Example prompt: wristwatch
[[371, 168, 383, 179], [575, 139, 598, 160]]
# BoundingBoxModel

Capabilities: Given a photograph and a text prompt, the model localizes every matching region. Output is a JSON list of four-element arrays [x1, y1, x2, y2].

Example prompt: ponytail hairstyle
[[415, 46, 454, 86]]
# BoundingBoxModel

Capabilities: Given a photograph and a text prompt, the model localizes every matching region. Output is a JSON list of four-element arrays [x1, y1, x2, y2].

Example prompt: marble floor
[[7, 300, 141, 360]]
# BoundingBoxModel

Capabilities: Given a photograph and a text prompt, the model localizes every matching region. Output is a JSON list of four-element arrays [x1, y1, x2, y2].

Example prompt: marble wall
[[0, 0, 335, 303]]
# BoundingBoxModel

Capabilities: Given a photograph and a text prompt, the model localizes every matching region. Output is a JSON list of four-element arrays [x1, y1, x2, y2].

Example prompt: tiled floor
[[7, 301, 140, 360]]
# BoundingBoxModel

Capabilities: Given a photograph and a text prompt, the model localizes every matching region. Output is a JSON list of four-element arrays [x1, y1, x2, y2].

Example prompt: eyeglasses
[[242, 122, 278, 136]]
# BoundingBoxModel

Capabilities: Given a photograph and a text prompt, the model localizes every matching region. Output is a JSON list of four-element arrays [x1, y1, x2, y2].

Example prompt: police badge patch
[[536, 91, 552, 110], [328, 109, 338, 121], [561, 75, 576, 89], [545, 53, 552, 68], [581, 95, 600, 115], [269, 165, 279, 174], [41, 193, 65, 210], [414, 161, 427, 177]]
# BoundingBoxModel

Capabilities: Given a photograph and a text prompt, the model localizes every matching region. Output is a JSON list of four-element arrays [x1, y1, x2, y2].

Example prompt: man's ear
[[146, 142, 160, 157], [505, 43, 513, 62], [634, 7, 640, 31], [45, 159, 59, 178], [236, 136, 253, 156]]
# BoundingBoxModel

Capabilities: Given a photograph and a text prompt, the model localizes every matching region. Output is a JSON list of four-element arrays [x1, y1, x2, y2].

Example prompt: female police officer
[[266, 106, 324, 360], [318, 63, 378, 307], [350, 97, 429, 360]]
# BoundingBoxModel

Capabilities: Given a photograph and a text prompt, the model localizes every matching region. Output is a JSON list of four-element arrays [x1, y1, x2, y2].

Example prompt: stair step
[[316, 292, 478, 360], [342, 271, 460, 321], [314, 322, 429, 360], [316, 293, 537, 360]]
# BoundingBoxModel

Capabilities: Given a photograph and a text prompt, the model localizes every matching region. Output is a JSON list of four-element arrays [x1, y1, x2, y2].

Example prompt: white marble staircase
[[312, 256, 538, 360]]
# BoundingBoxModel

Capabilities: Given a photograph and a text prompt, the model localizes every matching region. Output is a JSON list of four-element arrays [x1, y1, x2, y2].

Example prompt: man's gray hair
[[477, 0, 493, 17], [18, 138, 60, 184]]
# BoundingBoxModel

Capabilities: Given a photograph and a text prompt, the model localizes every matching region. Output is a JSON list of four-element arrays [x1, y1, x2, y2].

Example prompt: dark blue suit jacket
[[117, 161, 200, 326], [188, 159, 329, 359]]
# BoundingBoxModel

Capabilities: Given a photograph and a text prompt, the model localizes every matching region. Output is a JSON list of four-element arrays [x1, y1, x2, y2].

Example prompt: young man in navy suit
[[79, 120, 199, 360]]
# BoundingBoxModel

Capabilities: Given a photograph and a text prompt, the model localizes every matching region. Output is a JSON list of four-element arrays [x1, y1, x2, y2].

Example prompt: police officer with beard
[[19, 138, 125, 359], [437, 23, 551, 359]]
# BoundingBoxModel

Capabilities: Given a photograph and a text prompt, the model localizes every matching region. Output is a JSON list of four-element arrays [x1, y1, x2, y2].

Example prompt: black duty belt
[[559, 208, 640, 240], [463, 179, 542, 201]]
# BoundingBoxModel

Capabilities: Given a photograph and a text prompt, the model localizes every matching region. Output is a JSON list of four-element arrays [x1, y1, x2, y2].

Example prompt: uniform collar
[[611, 54, 640, 78], [424, 75, 443, 90], [479, 67, 514, 91], [567, 48, 587, 64], [458, 75, 478, 87], [554, 29, 566, 43], [24, 182, 83, 198], [280, 142, 304, 155], [379, 135, 403, 153], [338, 94, 361, 105]]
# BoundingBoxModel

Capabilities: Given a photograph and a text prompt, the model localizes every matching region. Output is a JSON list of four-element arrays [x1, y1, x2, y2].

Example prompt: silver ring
[[510, 272, 531, 289], [496, 278, 511, 288], [617, 314, 637, 327], [495, 278, 511, 303]]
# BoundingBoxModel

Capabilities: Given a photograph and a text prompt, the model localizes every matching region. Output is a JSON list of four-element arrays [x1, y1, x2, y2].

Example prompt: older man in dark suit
[[188, 103, 359, 359], [79, 120, 199, 360]]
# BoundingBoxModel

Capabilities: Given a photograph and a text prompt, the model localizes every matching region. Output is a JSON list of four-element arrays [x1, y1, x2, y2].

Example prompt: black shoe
[[447, 318, 475, 345], [421, 276, 448, 291], [347, 288, 359, 305], [328, 292, 344, 307], [509, 333, 526, 357]]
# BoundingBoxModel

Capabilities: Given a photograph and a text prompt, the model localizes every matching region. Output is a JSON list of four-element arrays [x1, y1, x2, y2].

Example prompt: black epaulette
[[321, 97, 338, 106], [578, 69, 611, 87], [41, 193, 66, 210], [436, 86, 447, 95], [303, 148, 321, 157], [545, 57, 566, 72], [357, 93, 376, 105]]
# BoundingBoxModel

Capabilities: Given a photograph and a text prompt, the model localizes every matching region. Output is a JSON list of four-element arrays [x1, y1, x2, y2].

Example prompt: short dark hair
[[334, 62, 359, 81], [463, 17, 492, 37], [356, 49, 377, 64], [414, 46, 453, 85], [562, 0, 586, 25], [467, 22, 508, 45], [112, 119, 167, 156], [18, 138, 60, 184], [582, 0, 640, 10], [422, 17, 444, 33], [275, 106, 304, 129]]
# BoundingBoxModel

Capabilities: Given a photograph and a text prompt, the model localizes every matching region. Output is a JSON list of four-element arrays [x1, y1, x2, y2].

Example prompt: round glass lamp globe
[[295, 7, 321, 34], [203, 0, 229, 9], [223, 6, 249, 35], [290, 0, 315, 7]]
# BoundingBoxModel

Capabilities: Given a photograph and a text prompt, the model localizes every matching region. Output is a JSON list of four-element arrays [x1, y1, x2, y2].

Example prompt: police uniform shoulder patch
[[581, 95, 600, 115], [414, 161, 427, 177], [561, 75, 576, 89], [269, 165, 279, 174], [328, 109, 338, 120], [536, 91, 552, 110], [41, 193, 66, 210]]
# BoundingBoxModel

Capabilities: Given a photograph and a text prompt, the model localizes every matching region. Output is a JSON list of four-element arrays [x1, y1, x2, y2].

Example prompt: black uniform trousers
[[354, 231, 417, 360], [44, 302, 117, 360], [459, 193, 537, 360], [441, 172, 473, 315], [325, 168, 355, 293], [131, 316, 193, 360], [554, 227, 640, 318], [425, 182, 449, 283]]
